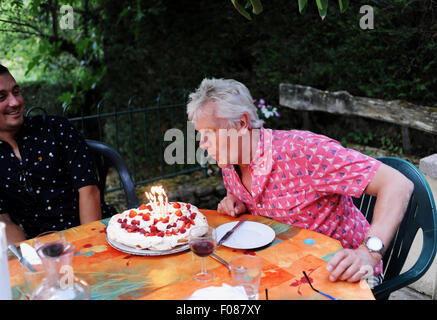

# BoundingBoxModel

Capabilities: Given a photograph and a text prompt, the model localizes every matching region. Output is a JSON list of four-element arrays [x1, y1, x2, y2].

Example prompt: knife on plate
[[8, 244, 36, 273], [217, 217, 248, 247]]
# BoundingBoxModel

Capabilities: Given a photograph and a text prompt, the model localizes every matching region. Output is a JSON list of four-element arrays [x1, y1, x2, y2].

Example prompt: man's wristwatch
[[364, 236, 385, 257]]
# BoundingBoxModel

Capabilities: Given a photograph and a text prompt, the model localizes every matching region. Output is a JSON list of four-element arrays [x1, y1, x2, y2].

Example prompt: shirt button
[[257, 204, 262, 208], [260, 164, 264, 168]]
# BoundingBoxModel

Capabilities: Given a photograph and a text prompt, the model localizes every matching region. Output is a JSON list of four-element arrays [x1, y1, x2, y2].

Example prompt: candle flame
[[145, 185, 168, 215]]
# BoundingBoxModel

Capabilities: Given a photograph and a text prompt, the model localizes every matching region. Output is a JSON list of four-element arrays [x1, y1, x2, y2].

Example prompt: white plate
[[106, 235, 189, 256], [216, 221, 276, 249]]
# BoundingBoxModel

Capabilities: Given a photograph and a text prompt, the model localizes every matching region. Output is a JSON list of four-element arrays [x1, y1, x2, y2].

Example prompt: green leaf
[[298, 0, 308, 14], [338, 0, 349, 13], [57, 91, 72, 104], [231, 0, 252, 20], [249, 0, 263, 14], [316, 0, 328, 19], [25, 55, 42, 75], [76, 38, 91, 60], [117, 7, 131, 24]]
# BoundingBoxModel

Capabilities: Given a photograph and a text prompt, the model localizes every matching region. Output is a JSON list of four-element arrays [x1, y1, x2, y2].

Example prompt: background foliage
[[1, 0, 436, 159]]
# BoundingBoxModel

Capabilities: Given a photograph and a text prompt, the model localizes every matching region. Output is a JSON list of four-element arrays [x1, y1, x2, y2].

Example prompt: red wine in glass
[[189, 226, 217, 282], [40, 242, 65, 257], [190, 241, 215, 257]]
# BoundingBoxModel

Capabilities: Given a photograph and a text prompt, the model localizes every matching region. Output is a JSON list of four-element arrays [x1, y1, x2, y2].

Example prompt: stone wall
[[167, 182, 226, 211], [106, 168, 226, 212], [401, 154, 437, 299]]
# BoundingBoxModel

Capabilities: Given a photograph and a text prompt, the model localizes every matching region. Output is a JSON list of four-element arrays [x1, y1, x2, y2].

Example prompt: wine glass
[[34, 231, 67, 257], [189, 225, 217, 282], [32, 231, 90, 300]]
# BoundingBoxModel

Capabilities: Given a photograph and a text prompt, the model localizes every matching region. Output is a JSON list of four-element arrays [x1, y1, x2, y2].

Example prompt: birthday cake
[[107, 201, 208, 251]]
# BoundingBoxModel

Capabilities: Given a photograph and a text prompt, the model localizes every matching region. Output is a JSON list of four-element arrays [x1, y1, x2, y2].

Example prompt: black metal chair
[[86, 139, 140, 212], [352, 157, 437, 300]]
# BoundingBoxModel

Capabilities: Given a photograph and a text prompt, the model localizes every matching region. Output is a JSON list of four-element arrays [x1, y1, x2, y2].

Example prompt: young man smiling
[[0, 64, 111, 243]]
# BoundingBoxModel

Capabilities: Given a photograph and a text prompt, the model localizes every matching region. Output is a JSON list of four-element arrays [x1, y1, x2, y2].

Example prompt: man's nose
[[199, 139, 207, 150], [8, 93, 21, 107], [199, 135, 208, 149]]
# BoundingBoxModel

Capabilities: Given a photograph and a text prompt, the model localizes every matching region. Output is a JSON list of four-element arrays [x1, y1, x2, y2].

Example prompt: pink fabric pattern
[[222, 127, 383, 275]]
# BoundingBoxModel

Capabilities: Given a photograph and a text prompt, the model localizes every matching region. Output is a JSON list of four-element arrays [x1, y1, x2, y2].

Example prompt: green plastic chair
[[86, 139, 140, 211], [352, 157, 437, 300]]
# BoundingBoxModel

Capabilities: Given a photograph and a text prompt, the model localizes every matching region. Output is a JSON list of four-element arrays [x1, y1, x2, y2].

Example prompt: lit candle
[[158, 194, 163, 216], [147, 186, 169, 216], [165, 197, 169, 216]]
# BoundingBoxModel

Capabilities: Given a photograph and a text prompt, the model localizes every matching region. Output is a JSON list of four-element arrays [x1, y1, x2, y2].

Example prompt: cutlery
[[303, 271, 337, 300], [211, 252, 231, 273], [217, 217, 248, 247], [8, 244, 37, 273]]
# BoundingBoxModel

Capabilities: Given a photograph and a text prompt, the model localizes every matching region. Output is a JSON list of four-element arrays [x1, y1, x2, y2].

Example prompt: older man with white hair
[[187, 78, 414, 287]]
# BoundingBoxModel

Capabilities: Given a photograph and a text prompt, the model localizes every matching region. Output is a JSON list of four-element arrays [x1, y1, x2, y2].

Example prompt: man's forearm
[[78, 185, 102, 224], [365, 175, 414, 253], [0, 214, 26, 244]]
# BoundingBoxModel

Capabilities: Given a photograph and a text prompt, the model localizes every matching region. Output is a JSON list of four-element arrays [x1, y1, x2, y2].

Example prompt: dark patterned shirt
[[0, 115, 106, 238]]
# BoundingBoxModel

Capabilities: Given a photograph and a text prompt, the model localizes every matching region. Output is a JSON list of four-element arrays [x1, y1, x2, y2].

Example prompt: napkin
[[188, 283, 249, 300], [20, 243, 42, 265]]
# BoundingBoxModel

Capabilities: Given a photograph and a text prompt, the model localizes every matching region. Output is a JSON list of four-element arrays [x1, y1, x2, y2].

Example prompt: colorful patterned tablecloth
[[8, 210, 375, 300]]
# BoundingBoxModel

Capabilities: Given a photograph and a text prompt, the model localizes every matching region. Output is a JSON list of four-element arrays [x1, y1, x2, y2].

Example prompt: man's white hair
[[187, 78, 264, 129]]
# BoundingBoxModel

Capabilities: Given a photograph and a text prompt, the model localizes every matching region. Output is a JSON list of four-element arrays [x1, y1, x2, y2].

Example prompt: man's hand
[[217, 194, 246, 217], [326, 247, 381, 282]]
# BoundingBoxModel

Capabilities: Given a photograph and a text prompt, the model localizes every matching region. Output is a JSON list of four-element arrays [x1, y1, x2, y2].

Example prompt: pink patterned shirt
[[222, 127, 383, 274]]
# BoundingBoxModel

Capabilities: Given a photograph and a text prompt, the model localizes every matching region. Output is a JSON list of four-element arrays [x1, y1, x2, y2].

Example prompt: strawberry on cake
[[107, 202, 208, 251]]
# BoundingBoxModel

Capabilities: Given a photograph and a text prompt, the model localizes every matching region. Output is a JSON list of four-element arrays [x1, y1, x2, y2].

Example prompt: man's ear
[[239, 112, 250, 134]]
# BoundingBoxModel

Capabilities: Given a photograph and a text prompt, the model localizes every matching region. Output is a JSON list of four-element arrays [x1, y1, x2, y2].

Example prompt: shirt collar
[[236, 127, 274, 200], [249, 126, 274, 177]]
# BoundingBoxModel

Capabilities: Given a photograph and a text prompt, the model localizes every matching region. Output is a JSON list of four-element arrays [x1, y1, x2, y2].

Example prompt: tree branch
[[0, 28, 42, 37], [0, 18, 43, 35], [47, 0, 59, 40]]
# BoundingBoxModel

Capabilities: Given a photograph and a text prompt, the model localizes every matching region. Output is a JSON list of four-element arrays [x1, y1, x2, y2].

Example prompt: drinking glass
[[189, 226, 217, 282], [230, 255, 262, 300], [32, 230, 90, 300], [21, 262, 45, 299], [0, 222, 12, 300], [34, 231, 67, 255]]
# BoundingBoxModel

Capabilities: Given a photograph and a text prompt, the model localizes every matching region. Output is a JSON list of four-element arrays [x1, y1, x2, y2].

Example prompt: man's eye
[[0, 96, 5, 101]]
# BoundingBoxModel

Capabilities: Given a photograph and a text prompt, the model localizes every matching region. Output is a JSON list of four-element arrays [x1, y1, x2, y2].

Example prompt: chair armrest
[[373, 232, 437, 299], [372, 269, 424, 299]]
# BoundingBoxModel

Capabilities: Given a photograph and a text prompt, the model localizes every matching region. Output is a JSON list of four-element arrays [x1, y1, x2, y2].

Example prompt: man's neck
[[0, 128, 19, 145], [236, 127, 261, 174]]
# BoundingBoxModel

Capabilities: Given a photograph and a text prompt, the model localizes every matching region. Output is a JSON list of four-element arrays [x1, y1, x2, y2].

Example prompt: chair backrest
[[86, 139, 140, 211], [352, 157, 437, 299]]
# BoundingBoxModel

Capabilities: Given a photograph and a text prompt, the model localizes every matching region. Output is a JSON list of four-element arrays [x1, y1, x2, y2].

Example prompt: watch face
[[367, 237, 383, 251]]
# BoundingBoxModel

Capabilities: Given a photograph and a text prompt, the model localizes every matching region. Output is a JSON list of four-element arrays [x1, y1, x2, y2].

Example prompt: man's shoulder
[[26, 114, 70, 127], [270, 129, 336, 146]]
